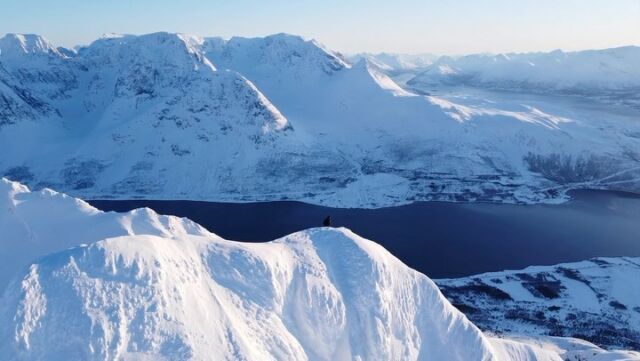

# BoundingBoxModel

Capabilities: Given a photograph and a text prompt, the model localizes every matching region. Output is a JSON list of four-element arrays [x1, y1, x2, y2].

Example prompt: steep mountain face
[[0, 65, 55, 125], [0, 34, 70, 124], [2, 178, 638, 361], [407, 47, 640, 109], [437, 257, 640, 351], [0, 32, 296, 200], [0, 34, 77, 102], [1, 32, 640, 207]]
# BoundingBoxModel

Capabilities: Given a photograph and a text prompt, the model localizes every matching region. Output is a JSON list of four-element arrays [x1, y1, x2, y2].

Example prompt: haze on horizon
[[1, 0, 639, 56]]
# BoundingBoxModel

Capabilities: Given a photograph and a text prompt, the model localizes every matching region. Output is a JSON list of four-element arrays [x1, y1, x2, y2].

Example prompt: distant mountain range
[[1, 32, 639, 207], [346, 52, 439, 73], [406, 46, 640, 109]]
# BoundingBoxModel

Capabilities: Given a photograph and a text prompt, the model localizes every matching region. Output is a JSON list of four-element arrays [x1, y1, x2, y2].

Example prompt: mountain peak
[[0, 33, 62, 58], [82, 32, 215, 71], [206, 33, 349, 75]]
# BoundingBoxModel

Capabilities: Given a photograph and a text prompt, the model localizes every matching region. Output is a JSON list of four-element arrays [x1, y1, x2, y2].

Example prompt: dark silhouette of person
[[323, 215, 332, 227]]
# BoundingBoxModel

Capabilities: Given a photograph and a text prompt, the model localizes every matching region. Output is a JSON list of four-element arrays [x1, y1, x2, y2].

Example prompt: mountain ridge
[[1, 178, 638, 360]]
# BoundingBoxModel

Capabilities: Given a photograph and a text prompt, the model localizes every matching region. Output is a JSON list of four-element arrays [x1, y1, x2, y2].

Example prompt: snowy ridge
[[1, 178, 638, 360], [347, 53, 438, 72], [204, 33, 350, 77], [437, 257, 640, 351], [0, 177, 210, 292], [0, 229, 495, 360], [0, 34, 63, 59]]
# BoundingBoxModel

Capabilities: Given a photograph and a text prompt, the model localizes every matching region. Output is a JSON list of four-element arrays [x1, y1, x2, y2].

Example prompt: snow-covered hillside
[[437, 257, 640, 351], [1, 178, 638, 360], [1, 32, 640, 207], [407, 46, 640, 109]]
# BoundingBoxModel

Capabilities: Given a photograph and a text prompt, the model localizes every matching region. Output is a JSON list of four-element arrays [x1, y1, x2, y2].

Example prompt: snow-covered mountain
[[346, 52, 439, 86], [437, 257, 640, 351], [407, 47, 640, 108], [0, 32, 296, 199], [347, 52, 438, 73], [1, 32, 640, 207], [199, 34, 640, 205], [1, 178, 638, 360]]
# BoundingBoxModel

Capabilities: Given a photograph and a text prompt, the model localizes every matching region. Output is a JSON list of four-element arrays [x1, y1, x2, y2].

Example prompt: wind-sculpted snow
[[0, 229, 501, 360], [1, 179, 638, 360], [437, 257, 640, 351], [1, 32, 640, 207], [0, 178, 210, 292]]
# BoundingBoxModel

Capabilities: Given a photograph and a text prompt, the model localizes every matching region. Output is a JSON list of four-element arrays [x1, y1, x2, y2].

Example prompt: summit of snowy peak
[[0, 177, 30, 197], [0, 179, 212, 292], [204, 33, 349, 75], [0, 33, 63, 59], [81, 32, 215, 71]]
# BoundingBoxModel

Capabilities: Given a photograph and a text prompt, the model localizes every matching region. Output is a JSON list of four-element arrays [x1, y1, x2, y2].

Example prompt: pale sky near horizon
[[1, 0, 638, 55]]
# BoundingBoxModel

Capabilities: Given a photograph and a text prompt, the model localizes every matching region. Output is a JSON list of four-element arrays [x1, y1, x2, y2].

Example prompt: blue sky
[[1, 0, 638, 54]]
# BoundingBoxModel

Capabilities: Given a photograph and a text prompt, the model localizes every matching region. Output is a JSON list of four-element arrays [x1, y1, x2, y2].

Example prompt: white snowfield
[[1, 178, 638, 361], [1, 32, 640, 207]]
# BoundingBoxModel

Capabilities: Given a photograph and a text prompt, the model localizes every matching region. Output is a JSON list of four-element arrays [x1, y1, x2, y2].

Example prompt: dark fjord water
[[89, 190, 640, 278]]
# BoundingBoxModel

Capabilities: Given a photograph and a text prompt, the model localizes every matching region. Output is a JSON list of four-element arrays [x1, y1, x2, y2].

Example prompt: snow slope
[[0, 177, 210, 292], [437, 257, 640, 351], [2, 32, 640, 207], [1, 178, 638, 360], [407, 47, 640, 108]]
